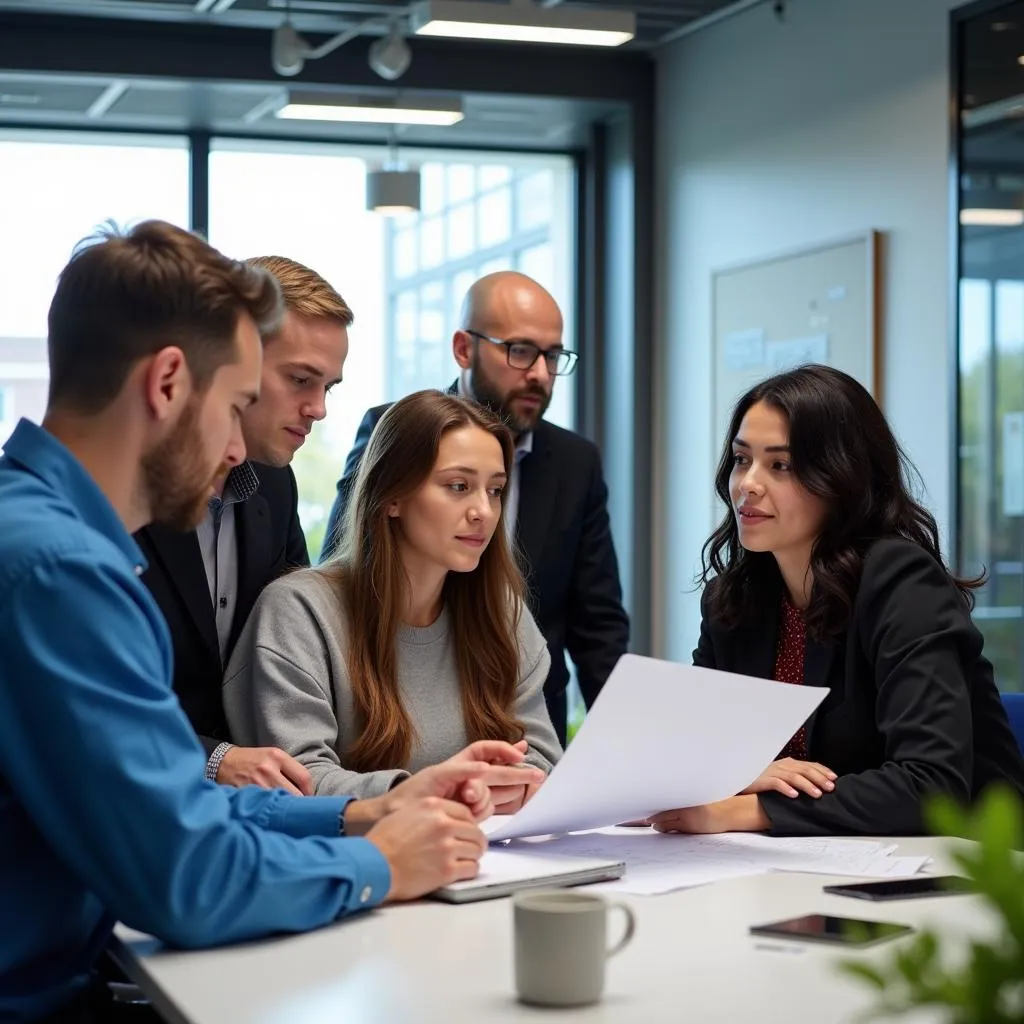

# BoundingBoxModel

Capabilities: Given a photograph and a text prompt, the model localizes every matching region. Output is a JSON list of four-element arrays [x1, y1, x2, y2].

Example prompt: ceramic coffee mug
[[513, 889, 636, 1007]]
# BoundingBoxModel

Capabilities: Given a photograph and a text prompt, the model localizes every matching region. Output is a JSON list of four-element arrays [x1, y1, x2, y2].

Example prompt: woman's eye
[[774, 462, 791, 472], [488, 486, 504, 498], [731, 453, 747, 466], [448, 482, 468, 493], [291, 376, 310, 387]]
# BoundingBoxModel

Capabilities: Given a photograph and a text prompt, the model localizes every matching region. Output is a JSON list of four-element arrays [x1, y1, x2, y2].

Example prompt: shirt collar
[[2, 418, 146, 572], [210, 462, 259, 510]]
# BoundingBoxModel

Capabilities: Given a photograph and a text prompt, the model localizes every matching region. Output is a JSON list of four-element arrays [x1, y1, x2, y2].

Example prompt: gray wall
[[654, 0, 962, 661]]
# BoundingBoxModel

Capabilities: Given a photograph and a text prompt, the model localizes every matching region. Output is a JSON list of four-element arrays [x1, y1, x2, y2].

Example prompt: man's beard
[[469, 353, 550, 435], [142, 397, 227, 532]]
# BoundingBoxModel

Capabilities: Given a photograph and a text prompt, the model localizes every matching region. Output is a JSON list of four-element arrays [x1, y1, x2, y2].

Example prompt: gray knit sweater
[[222, 568, 562, 799]]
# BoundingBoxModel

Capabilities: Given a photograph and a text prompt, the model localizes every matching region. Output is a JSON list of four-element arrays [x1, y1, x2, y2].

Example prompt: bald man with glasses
[[322, 271, 629, 745]]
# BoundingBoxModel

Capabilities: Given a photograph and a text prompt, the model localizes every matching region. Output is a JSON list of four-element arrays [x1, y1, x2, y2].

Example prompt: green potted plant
[[841, 786, 1024, 1023]]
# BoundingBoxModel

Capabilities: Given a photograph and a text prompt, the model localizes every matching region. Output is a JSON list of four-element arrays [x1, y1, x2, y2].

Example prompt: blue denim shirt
[[0, 420, 390, 1021]]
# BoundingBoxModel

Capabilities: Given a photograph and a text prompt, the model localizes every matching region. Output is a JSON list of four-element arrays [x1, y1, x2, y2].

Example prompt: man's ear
[[452, 330, 473, 370], [143, 346, 190, 422]]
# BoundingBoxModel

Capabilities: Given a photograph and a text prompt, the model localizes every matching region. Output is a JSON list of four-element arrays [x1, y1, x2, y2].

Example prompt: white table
[[112, 837, 991, 1024]]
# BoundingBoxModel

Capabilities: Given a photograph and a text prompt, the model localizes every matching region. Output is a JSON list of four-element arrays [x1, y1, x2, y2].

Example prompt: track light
[[369, 22, 412, 81], [271, 18, 412, 80]]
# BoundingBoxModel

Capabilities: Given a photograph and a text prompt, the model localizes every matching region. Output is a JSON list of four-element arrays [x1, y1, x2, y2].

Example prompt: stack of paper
[[502, 829, 931, 896]]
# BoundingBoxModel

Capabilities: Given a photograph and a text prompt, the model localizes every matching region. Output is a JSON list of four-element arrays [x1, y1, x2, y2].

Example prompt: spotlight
[[271, 23, 310, 77], [369, 22, 412, 81]]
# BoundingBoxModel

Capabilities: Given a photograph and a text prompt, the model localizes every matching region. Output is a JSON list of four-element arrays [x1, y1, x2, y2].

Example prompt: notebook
[[430, 847, 625, 904]]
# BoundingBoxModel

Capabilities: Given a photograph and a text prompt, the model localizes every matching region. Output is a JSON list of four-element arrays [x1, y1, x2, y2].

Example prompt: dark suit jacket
[[694, 537, 1024, 836], [322, 395, 630, 744], [135, 464, 309, 757]]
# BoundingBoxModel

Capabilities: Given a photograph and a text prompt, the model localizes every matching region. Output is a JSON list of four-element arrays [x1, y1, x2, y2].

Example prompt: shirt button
[[134, 565, 143, 576], [360, 886, 373, 904]]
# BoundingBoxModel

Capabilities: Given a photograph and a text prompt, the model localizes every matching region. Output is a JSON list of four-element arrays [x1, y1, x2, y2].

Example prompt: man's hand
[[740, 758, 837, 799], [215, 746, 313, 796], [366, 798, 487, 901], [343, 742, 546, 834], [648, 795, 770, 835]]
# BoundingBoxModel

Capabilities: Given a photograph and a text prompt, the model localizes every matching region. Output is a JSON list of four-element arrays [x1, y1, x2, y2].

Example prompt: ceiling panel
[[0, 0, 744, 47], [0, 74, 110, 115], [0, 70, 617, 148]]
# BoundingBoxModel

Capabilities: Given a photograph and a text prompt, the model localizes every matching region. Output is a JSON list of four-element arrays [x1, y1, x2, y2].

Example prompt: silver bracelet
[[206, 742, 233, 782]]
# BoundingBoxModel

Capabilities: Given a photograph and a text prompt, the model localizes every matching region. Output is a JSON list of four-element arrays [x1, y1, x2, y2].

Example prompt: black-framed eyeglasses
[[465, 330, 578, 377]]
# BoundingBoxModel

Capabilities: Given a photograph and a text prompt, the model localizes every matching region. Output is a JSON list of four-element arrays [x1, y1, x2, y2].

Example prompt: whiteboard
[[711, 231, 881, 459]]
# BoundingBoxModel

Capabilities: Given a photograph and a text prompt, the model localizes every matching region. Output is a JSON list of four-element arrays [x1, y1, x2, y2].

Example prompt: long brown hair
[[324, 390, 526, 771]]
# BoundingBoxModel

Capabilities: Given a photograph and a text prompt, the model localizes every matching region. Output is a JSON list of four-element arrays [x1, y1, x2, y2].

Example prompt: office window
[[0, 131, 189, 443], [956, 3, 1024, 692], [210, 143, 575, 559], [0, 386, 12, 444], [384, 157, 576, 431]]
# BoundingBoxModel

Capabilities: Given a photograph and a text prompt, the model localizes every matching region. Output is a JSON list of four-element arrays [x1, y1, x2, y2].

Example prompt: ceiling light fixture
[[271, 21, 364, 77], [409, 0, 635, 47], [276, 93, 463, 125], [960, 208, 1024, 227], [271, 15, 412, 81], [369, 21, 413, 81], [367, 169, 421, 215]]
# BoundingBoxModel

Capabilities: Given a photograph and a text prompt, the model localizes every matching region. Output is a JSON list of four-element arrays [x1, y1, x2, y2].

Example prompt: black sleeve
[[284, 466, 310, 569], [197, 734, 222, 759], [320, 408, 378, 563], [564, 449, 630, 708], [691, 589, 717, 669], [761, 543, 975, 836]]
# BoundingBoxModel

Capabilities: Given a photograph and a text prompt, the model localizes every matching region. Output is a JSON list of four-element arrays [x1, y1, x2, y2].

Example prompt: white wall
[[654, 0, 963, 661]]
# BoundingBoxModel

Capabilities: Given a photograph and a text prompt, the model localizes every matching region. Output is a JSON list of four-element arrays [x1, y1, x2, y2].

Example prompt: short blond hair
[[246, 255, 353, 327]]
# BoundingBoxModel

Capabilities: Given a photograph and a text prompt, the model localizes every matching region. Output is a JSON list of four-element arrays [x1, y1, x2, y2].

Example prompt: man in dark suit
[[321, 271, 629, 745], [135, 256, 352, 791]]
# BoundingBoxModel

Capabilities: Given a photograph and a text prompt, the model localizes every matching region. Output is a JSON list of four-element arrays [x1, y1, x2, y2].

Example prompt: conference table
[[112, 836, 989, 1024]]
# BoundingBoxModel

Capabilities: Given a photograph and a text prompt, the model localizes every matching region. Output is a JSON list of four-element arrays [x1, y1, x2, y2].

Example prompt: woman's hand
[[741, 758, 837, 799], [649, 795, 769, 834], [451, 739, 545, 815], [491, 780, 542, 816]]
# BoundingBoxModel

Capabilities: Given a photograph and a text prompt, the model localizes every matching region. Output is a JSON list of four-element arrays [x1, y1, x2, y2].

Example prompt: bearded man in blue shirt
[[0, 221, 537, 1024]]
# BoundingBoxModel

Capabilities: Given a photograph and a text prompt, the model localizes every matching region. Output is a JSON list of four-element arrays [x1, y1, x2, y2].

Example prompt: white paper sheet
[[487, 654, 828, 842], [506, 829, 928, 896]]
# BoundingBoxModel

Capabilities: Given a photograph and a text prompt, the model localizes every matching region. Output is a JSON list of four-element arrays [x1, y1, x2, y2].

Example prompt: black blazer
[[321, 393, 630, 744], [135, 464, 309, 757], [694, 537, 1024, 836]]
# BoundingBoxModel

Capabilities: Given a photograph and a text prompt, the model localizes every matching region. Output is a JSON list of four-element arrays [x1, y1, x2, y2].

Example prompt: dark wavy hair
[[701, 364, 983, 640]]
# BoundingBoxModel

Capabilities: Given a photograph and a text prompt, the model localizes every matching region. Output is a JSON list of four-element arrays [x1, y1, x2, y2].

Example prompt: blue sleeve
[[0, 553, 390, 949]]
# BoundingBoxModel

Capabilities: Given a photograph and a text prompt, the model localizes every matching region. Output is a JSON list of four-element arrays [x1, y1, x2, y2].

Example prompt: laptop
[[431, 847, 626, 904]]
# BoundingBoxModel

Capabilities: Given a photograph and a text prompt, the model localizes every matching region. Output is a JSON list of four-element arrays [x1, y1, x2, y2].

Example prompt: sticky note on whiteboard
[[766, 334, 829, 372], [724, 328, 765, 370]]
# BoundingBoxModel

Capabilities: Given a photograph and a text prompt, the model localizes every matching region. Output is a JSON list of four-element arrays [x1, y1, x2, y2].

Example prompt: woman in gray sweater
[[224, 391, 561, 808]]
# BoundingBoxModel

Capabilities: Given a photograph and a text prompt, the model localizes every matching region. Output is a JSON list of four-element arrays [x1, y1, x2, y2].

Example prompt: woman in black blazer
[[651, 365, 1024, 837]]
